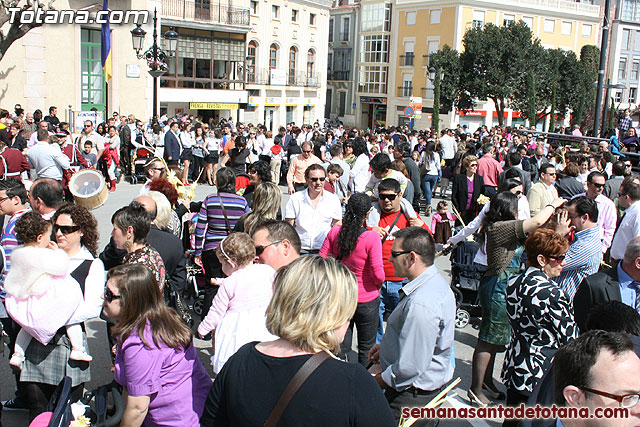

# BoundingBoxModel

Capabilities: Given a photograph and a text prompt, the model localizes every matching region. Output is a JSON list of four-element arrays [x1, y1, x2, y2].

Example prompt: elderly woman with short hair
[[501, 228, 578, 420], [200, 256, 395, 426]]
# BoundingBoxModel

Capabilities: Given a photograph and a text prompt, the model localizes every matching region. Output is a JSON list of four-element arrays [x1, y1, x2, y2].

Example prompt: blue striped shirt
[[0, 208, 29, 298], [194, 192, 250, 255], [554, 226, 602, 301]]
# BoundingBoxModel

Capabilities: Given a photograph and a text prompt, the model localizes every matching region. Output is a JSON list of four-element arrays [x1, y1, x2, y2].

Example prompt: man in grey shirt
[[369, 226, 455, 426]]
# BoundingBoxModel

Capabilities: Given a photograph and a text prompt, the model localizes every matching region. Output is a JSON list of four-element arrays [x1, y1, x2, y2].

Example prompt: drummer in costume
[[0, 139, 30, 180], [58, 132, 89, 201]]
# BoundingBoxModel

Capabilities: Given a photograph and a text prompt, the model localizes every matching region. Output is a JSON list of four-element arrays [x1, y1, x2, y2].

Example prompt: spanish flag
[[101, 0, 112, 82]]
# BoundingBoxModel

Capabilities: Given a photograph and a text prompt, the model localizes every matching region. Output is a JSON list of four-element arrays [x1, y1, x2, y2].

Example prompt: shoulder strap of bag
[[264, 352, 330, 427], [218, 194, 232, 233], [381, 210, 404, 244]]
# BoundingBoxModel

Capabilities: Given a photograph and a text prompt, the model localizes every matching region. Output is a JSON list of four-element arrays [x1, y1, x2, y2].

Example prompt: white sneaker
[[9, 353, 24, 370], [69, 349, 93, 362]]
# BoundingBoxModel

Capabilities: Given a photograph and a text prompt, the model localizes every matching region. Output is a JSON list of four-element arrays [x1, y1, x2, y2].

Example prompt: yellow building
[[387, 0, 601, 130]]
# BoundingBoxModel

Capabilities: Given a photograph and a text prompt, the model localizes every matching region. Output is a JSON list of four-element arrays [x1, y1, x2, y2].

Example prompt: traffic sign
[[404, 106, 415, 118]]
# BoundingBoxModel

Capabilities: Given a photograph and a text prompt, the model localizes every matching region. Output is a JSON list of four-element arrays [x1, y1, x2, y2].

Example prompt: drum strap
[[0, 154, 8, 180]]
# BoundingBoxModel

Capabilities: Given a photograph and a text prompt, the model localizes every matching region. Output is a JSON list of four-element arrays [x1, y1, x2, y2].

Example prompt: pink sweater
[[431, 211, 457, 232], [319, 226, 385, 303], [197, 263, 276, 337]]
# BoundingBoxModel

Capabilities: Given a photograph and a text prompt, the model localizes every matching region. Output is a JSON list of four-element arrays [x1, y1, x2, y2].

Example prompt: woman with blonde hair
[[200, 256, 395, 426], [234, 182, 282, 235]]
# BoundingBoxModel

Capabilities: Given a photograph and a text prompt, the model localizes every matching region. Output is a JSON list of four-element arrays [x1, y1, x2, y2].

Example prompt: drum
[[69, 169, 108, 210]]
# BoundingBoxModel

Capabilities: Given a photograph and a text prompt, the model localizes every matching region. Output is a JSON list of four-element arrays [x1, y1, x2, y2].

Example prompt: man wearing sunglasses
[[528, 163, 558, 216], [251, 220, 300, 270], [572, 171, 616, 253], [554, 330, 640, 427], [284, 164, 341, 255], [553, 197, 602, 301], [286, 141, 322, 194], [77, 120, 104, 160]]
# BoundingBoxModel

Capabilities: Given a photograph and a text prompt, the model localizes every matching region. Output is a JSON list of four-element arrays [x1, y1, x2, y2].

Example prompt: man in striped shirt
[[0, 178, 29, 294], [554, 196, 603, 301]]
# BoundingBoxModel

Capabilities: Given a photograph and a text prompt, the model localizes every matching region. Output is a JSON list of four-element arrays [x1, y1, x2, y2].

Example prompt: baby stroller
[[130, 147, 153, 184], [29, 377, 124, 427], [450, 239, 486, 328]]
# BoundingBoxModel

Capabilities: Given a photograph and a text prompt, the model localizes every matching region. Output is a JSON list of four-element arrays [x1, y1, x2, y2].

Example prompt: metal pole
[[593, 0, 612, 137], [602, 83, 611, 136], [152, 8, 158, 121]]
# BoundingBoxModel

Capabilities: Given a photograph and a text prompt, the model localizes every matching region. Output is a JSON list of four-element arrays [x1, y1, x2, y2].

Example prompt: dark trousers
[[385, 386, 443, 427], [201, 249, 224, 320], [192, 156, 206, 182], [293, 182, 306, 192], [340, 297, 380, 366], [484, 185, 498, 198], [120, 146, 131, 175], [24, 381, 84, 422], [1, 317, 27, 404], [502, 388, 529, 427]]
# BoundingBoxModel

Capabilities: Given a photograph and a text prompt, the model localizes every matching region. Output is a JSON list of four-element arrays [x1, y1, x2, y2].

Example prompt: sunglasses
[[379, 193, 399, 201], [309, 177, 326, 182], [548, 254, 566, 263], [54, 224, 81, 235], [255, 240, 283, 256], [104, 286, 121, 303], [390, 250, 412, 258], [514, 191, 523, 196], [303, 150, 313, 153], [589, 182, 605, 189], [469, 164, 478, 167]]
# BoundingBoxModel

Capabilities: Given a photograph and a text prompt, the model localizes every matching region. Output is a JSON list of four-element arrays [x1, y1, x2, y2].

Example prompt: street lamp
[[131, 8, 178, 122], [428, 65, 445, 134], [591, 80, 626, 136]]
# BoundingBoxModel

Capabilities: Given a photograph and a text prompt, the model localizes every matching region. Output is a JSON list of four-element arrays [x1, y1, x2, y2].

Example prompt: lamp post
[[591, 80, 625, 136], [131, 8, 178, 122], [428, 65, 445, 134]]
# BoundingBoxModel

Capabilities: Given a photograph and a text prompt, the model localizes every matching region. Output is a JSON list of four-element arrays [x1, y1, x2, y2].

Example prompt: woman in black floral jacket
[[502, 228, 578, 422]]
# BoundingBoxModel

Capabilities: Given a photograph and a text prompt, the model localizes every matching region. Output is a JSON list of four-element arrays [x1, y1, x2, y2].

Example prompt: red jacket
[[0, 147, 30, 179]]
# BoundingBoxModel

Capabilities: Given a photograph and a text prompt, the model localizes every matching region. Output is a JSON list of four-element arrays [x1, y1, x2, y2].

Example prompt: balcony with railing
[[400, 53, 414, 66], [162, 0, 250, 26], [328, 70, 351, 81], [397, 85, 413, 97], [247, 68, 320, 87]]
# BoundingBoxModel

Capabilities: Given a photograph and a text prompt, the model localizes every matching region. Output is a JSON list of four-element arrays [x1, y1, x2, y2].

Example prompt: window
[[402, 75, 413, 97], [307, 49, 315, 78], [247, 41, 257, 82], [522, 16, 533, 28], [329, 18, 334, 42], [250, 0, 257, 14], [310, 13, 316, 26], [562, 21, 572, 35], [621, 0, 640, 22], [269, 43, 278, 70], [327, 52, 333, 71], [623, 29, 631, 49], [80, 29, 105, 111], [634, 30, 640, 51], [403, 41, 414, 66], [288, 46, 297, 84], [339, 91, 346, 116], [633, 60, 640, 80], [582, 24, 592, 38], [361, 3, 392, 32], [503, 14, 514, 26], [342, 17, 350, 41], [620, 58, 628, 79], [544, 19, 555, 33], [430, 10, 441, 24], [615, 90, 623, 103], [472, 10, 484, 28], [291, 9, 298, 22], [358, 65, 388, 94], [272, 5, 279, 19], [630, 87, 637, 103], [360, 34, 390, 62], [406, 11, 416, 25], [427, 40, 439, 66]]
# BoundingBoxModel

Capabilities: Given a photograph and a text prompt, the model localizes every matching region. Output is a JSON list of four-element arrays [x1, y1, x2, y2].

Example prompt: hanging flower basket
[[148, 69, 167, 78]]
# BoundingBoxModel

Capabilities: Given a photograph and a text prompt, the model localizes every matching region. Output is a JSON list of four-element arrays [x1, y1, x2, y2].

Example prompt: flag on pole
[[101, 0, 112, 82]]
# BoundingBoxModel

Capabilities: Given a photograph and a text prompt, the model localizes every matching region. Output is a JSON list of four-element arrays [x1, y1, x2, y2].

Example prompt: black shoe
[[2, 398, 28, 411]]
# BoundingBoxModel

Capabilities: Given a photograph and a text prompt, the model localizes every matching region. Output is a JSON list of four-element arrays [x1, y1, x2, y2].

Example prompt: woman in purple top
[[320, 193, 385, 366], [452, 155, 485, 225], [103, 264, 212, 427]]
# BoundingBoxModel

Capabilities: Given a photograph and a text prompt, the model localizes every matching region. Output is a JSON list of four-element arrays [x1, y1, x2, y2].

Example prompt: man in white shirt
[[77, 120, 105, 159], [27, 129, 71, 180], [439, 129, 457, 167], [611, 177, 640, 261], [285, 164, 342, 254], [573, 171, 617, 252], [27, 120, 52, 149]]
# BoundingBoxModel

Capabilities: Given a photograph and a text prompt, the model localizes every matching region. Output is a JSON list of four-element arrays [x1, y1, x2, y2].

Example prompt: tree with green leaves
[[429, 45, 468, 133]]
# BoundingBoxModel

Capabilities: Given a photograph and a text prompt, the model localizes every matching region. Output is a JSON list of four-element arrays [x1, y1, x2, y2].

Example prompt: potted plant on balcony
[[147, 59, 168, 78]]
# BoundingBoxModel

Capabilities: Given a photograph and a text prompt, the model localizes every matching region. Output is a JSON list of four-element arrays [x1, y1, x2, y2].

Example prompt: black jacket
[[573, 267, 621, 332], [498, 167, 532, 195], [451, 173, 485, 215], [99, 225, 187, 292]]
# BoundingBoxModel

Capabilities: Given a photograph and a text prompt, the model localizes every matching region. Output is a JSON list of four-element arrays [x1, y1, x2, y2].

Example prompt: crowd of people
[[0, 103, 639, 426]]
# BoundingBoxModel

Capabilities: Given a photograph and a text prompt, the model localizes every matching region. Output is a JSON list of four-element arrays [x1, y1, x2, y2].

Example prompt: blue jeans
[[377, 279, 408, 343], [422, 174, 439, 206]]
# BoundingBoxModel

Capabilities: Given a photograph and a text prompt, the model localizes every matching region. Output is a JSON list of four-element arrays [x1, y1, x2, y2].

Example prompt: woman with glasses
[[468, 193, 565, 407], [110, 201, 166, 289], [241, 160, 272, 208], [343, 139, 356, 167], [319, 193, 385, 366], [452, 155, 485, 226], [19, 203, 105, 421], [103, 264, 211, 426], [501, 229, 577, 425]]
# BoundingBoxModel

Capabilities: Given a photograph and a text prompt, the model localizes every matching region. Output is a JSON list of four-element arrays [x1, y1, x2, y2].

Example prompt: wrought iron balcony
[[162, 0, 250, 26], [400, 53, 414, 66]]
